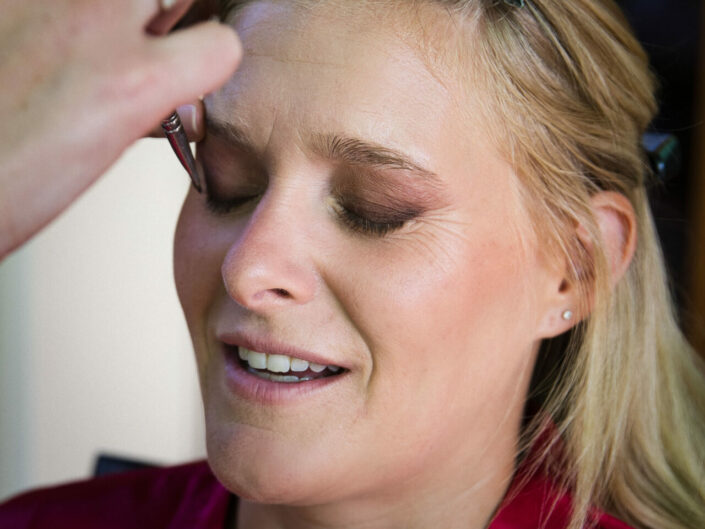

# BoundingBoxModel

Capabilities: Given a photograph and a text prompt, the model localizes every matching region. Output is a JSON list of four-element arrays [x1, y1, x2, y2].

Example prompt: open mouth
[[225, 345, 345, 383]]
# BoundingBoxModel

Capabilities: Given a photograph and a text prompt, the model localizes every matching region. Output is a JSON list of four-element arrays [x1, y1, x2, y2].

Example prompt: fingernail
[[161, 0, 178, 10], [189, 105, 198, 136], [177, 104, 199, 137]]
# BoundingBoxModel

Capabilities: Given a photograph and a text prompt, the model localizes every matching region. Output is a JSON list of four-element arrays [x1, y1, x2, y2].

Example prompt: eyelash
[[335, 205, 408, 236], [204, 179, 414, 240], [205, 194, 259, 215]]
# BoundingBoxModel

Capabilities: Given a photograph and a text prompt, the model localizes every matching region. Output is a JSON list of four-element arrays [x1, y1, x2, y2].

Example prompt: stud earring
[[562, 310, 574, 321]]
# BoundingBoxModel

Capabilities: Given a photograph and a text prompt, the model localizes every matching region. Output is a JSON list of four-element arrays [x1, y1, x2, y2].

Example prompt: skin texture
[[173, 3, 583, 528], [0, 0, 241, 259]]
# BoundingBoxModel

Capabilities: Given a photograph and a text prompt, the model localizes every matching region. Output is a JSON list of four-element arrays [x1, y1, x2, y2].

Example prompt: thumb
[[136, 21, 241, 134]]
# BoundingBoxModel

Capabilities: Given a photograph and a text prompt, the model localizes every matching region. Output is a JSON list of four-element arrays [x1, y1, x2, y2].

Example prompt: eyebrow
[[205, 116, 442, 184], [310, 134, 442, 183]]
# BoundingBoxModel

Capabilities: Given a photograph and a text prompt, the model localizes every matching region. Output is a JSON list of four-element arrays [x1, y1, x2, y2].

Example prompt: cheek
[[173, 193, 230, 345], [330, 217, 538, 415], [312, 223, 540, 480], [346, 231, 530, 342]]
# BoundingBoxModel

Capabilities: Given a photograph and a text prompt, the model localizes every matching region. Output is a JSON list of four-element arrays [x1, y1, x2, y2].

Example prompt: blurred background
[[0, 140, 206, 501], [619, 0, 705, 352], [0, 0, 704, 503]]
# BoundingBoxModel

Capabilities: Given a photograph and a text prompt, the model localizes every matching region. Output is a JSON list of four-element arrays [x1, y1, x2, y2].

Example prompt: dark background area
[[619, 0, 702, 325]]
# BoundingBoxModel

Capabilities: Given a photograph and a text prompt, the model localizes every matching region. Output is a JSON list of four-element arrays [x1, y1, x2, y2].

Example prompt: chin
[[204, 419, 341, 506]]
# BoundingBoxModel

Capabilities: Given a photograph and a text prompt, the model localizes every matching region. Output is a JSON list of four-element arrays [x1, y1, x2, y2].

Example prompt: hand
[[0, 0, 241, 259]]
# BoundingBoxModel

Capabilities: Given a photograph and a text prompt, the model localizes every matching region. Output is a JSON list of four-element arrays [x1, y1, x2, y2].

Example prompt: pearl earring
[[562, 310, 573, 321]]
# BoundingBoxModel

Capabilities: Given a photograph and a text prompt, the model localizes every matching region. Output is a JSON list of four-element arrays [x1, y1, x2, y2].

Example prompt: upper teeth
[[238, 347, 341, 374]]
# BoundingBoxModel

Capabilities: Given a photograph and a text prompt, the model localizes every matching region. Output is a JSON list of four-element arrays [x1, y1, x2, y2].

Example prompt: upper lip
[[217, 332, 349, 370]]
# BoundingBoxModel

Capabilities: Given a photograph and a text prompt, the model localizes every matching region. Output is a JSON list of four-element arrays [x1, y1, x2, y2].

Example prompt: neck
[[234, 439, 517, 529]]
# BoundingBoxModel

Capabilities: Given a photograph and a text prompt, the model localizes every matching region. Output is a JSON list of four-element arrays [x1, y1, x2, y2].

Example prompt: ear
[[536, 191, 637, 339], [585, 191, 638, 288]]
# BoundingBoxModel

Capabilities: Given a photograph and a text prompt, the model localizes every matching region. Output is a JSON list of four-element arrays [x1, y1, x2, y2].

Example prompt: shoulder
[[0, 460, 231, 529], [490, 470, 636, 529]]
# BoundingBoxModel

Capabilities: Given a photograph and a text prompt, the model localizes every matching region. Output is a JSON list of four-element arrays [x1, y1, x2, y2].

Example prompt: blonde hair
[[221, 1, 705, 527], [448, 2, 705, 528]]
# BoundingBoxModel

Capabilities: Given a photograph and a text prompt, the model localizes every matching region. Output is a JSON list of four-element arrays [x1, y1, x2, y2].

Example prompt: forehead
[[207, 1, 483, 161]]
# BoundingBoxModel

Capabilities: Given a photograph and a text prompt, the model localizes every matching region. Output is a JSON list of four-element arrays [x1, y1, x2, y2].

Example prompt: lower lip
[[221, 346, 346, 405]]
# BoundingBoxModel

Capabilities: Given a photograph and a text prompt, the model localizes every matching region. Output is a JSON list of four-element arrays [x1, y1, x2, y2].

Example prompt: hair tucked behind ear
[[454, 1, 705, 528]]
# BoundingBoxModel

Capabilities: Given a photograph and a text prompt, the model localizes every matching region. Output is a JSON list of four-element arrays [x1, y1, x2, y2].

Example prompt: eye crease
[[330, 195, 422, 237]]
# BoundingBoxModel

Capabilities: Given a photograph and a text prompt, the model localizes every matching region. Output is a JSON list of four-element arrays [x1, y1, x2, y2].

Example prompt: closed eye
[[205, 193, 261, 215], [337, 206, 407, 236], [331, 197, 419, 237]]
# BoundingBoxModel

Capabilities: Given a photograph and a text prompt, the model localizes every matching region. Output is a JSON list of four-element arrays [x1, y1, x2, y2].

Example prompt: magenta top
[[0, 460, 633, 529]]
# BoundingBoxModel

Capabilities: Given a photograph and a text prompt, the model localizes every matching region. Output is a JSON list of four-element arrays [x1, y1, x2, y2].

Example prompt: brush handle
[[162, 111, 202, 193]]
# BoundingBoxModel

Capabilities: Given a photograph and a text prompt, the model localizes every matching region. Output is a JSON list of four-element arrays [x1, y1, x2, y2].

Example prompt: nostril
[[221, 239, 317, 308]]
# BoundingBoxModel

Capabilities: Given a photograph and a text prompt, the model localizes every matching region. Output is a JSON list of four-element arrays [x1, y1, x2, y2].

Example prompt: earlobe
[[536, 191, 637, 339]]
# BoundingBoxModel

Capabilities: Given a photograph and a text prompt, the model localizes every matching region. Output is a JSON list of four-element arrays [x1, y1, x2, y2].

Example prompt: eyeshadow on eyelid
[[346, 199, 423, 221], [331, 170, 445, 211]]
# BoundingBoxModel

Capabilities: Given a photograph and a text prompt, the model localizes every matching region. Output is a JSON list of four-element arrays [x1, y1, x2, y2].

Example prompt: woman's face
[[174, 0, 561, 510]]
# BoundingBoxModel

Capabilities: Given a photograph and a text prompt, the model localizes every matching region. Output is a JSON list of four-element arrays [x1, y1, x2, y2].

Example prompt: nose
[[221, 194, 317, 313]]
